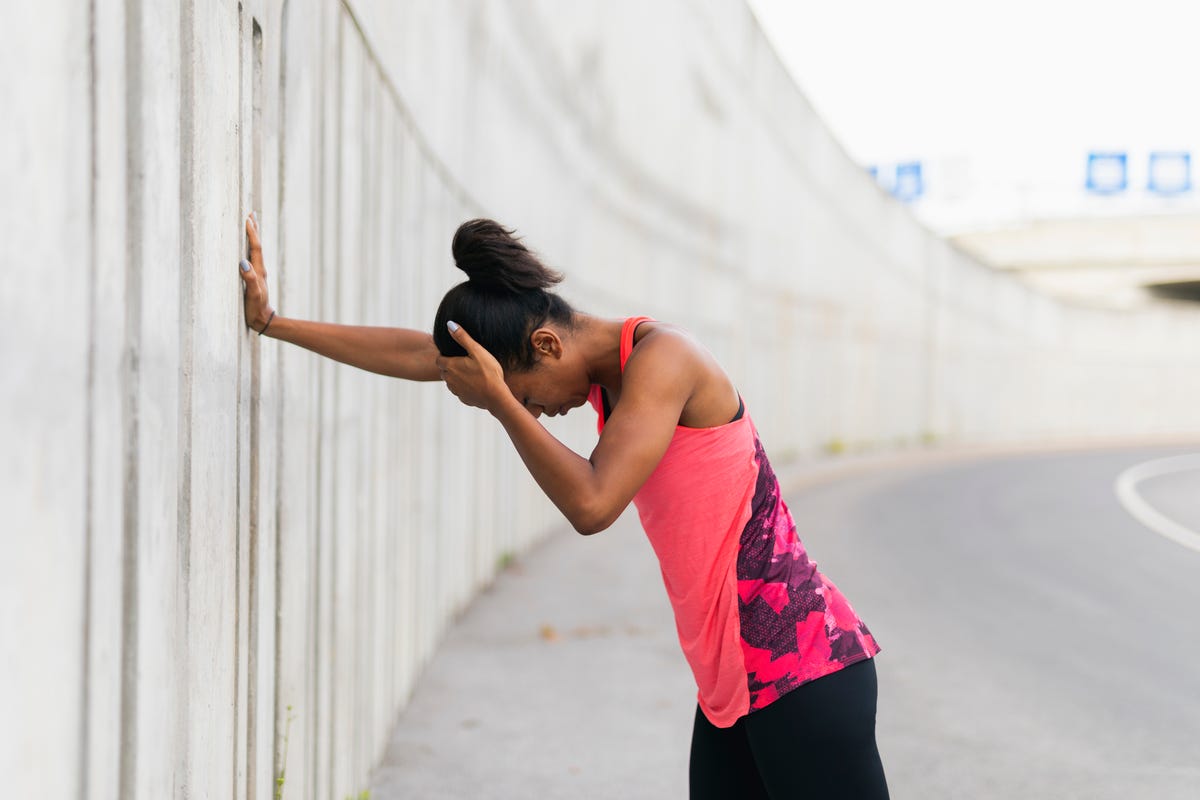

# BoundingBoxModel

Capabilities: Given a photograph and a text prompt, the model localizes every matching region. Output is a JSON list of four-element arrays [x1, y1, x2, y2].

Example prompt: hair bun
[[452, 219, 563, 292]]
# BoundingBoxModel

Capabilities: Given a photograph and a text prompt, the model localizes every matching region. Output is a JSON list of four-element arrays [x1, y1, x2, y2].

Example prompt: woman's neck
[[574, 314, 626, 393]]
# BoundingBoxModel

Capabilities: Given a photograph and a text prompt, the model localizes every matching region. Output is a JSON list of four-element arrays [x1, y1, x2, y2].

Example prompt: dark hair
[[433, 219, 575, 371]]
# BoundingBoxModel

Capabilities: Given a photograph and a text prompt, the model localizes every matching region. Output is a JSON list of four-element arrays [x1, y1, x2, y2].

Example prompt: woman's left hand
[[239, 212, 275, 332], [436, 322, 509, 412]]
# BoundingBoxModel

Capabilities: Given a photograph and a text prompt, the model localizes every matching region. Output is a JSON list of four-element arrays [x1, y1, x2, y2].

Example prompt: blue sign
[[893, 162, 924, 202], [1147, 151, 1191, 194], [1086, 152, 1127, 194]]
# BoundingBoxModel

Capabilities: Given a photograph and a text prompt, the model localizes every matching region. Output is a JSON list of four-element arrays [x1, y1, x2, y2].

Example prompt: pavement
[[370, 436, 1200, 799]]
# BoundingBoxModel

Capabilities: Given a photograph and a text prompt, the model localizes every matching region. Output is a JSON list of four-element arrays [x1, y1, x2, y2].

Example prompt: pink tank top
[[588, 317, 881, 727]]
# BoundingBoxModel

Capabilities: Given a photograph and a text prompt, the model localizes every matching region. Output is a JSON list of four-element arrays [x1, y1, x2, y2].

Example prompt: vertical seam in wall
[[119, 0, 144, 796], [370, 64, 381, 776], [309, 6, 327, 794], [328, 14, 344, 797], [272, 4, 289, 797], [369, 77, 383, 769], [177, 1, 195, 797], [387, 113, 400, 717], [80, 1, 99, 798], [233, 5, 245, 799], [354, 46, 368, 781], [247, 17, 264, 800]]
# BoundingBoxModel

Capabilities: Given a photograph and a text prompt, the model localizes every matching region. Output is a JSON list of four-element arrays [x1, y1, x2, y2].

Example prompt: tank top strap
[[619, 316, 655, 373]]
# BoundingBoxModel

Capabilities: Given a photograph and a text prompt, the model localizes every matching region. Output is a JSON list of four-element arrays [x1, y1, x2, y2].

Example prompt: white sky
[[745, 0, 1200, 167]]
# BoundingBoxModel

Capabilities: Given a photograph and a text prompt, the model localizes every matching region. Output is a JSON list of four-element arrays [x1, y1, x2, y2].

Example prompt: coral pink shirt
[[589, 317, 880, 727]]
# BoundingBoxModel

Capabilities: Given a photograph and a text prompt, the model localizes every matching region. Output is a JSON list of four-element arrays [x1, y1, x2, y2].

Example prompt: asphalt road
[[372, 442, 1200, 799], [793, 442, 1200, 799]]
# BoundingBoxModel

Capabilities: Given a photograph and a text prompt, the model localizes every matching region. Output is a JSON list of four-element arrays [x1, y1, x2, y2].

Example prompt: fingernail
[[250, 211, 257, 223], [447, 320, 460, 333], [240, 259, 251, 273]]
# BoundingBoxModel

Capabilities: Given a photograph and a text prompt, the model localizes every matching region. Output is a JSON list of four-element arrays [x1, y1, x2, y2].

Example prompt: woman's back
[[592, 317, 881, 728]]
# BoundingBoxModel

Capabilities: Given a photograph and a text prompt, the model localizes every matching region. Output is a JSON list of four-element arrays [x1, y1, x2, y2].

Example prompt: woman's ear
[[530, 328, 563, 360]]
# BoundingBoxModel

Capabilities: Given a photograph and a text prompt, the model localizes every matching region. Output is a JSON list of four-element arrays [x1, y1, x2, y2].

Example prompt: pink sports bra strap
[[619, 316, 655, 372]]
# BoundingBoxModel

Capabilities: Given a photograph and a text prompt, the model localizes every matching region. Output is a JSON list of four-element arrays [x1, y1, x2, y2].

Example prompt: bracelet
[[259, 310, 276, 336]]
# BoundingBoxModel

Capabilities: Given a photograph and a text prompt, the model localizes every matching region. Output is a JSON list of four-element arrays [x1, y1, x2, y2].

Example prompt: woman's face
[[503, 330, 592, 419]]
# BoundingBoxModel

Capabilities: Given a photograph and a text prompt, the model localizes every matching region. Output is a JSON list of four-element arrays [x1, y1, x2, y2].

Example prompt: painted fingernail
[[447, 320, 460, 333], [240, 259, 251, 273]]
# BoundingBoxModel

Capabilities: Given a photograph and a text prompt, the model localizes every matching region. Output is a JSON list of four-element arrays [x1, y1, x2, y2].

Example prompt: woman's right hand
[[437, 322, 510, 412], [238, 212, 275, 333]]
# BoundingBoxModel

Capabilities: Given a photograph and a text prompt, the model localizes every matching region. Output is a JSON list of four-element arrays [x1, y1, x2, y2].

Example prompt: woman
[[239, 214, 889, 798]]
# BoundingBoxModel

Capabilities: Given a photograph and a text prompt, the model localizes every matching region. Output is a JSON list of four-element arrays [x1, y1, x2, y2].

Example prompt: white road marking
[[1114, 453, 1200, 554]]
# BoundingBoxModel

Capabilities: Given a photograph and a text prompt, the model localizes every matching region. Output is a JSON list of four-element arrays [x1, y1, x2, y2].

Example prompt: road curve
[[790, 442, 1200, 799]]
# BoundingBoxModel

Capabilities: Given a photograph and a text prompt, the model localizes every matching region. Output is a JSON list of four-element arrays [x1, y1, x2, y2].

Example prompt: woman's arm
[[438, 322, 693, 534], [238, 213, 441, 382]]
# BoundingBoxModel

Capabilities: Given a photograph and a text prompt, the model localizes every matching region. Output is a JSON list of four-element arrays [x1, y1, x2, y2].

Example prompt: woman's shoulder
[[630, 320, 709, 361], [625, 319, 741, 428], [628, 320, 706, 368], [625, 321, 730, 394]]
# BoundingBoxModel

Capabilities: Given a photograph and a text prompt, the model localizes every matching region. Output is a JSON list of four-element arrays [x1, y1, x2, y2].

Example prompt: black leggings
[[689, 658, 890, 799]]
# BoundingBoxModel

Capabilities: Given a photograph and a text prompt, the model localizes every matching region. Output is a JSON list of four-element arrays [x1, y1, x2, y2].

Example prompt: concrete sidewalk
[[370, 507, 696, 799]]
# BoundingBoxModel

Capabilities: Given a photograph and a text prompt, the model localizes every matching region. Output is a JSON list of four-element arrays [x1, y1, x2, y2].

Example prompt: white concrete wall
[[2, 1, 1198, 799]]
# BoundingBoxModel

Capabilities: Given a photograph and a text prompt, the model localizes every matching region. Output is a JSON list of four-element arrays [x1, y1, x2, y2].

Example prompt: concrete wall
[[2, 1, 1198, 799]]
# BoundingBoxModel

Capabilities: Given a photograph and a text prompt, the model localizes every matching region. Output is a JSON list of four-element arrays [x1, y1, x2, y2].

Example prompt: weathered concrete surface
[[372, 440, 1200, 799], [2, 1, 1200, 799]]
